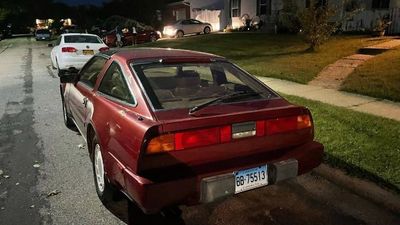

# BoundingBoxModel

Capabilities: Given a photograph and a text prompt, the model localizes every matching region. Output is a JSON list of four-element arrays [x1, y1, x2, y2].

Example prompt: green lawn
[[341, 47, 400, 102], [284, 94, 400, 191], [139, 33, 386, 83]]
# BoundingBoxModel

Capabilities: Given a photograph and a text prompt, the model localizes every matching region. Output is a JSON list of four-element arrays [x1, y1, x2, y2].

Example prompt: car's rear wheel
[[204, 26, 211, 34], [92, 137, 118, 205], [150, 35, 157, 42], [176, 30, 184, 38], [62, 99, 75, 130]]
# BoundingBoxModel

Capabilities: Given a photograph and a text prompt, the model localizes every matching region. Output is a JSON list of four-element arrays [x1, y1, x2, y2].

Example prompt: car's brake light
[[99, 47, 109, 52], [175, 127, 219, 150], [266, 115, 312, 135], [146, 115, 312, 154], [61, 47, 77, 53]]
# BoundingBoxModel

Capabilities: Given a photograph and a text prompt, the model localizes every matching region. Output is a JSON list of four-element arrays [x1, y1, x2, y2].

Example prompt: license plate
[[234, 165, 268, 193], [83, 50, 94, 55]]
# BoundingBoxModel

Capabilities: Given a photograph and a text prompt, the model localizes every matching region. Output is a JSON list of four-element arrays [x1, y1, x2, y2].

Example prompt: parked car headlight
[[156, 31, 162, 38], [163, 26, 177, 37]]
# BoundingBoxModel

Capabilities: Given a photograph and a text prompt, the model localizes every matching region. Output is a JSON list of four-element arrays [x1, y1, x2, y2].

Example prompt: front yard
[[285, 94, 400, 192], [141, 33, 386, 83], [139, 33, 400, 191], [341, 47, 400, 102]]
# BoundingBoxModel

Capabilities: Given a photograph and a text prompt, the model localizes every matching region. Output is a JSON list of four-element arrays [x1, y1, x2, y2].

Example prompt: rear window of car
[[132, 61, 276, 110], [64, 35, 102, 43], [36, 29, 50, 34]]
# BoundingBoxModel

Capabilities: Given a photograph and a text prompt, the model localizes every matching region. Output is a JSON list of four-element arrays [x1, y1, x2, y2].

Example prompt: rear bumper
[[122, 141, 323, 214], [58, 55, 93, 70]]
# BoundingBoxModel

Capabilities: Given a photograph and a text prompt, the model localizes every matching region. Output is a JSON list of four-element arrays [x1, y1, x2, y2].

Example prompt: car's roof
[[61, 33, 99, 37], [104, 48, 225, 62]]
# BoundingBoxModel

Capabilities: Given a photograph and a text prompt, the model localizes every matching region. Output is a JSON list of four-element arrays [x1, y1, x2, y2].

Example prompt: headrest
[[178, 70, 200, 78], [176, 70, 200, 87]]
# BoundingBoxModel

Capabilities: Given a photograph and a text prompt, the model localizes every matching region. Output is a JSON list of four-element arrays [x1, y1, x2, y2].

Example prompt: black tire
[[56, 59, 65, 77], [204, 26, 211, 34], [150, 35, 157, 42], [176, 30, 184, 38], [62, 99, 75, 130], [92, 136, 119, 205]]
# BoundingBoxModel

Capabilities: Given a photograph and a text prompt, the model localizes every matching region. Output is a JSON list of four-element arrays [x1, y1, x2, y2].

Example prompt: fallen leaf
[[3, 175, 10, 179], [0, 170, 3, 176], [47, 189, 61, 198], [33, 164, 40, 168], [15, 182, 19, 186]]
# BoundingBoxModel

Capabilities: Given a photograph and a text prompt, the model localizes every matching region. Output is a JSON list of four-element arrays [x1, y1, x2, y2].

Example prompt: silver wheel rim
[[94, 144, 105, 193], [205, 28, 210, 34]]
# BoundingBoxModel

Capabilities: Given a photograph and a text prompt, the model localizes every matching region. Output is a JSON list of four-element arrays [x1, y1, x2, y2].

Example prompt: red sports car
[[59, 48, 323, 222], [103, 28, 160, 47]]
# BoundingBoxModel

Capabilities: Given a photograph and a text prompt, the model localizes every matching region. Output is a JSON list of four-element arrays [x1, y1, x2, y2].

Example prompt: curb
[[0, 44, 10, 54], [314, 164, 400, 214]]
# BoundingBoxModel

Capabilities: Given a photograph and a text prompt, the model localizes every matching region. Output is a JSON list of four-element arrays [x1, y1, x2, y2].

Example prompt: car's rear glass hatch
[[131, 61, 277, 111], [64, 35, 102, 43]]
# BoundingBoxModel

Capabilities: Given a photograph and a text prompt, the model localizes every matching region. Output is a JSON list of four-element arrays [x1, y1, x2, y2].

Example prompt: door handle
[[82, 97, 88, 107]]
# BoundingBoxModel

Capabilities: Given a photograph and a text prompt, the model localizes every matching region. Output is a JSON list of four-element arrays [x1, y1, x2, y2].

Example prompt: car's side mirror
[[60, 67, 79, 83], [48, 43, 54, 47]]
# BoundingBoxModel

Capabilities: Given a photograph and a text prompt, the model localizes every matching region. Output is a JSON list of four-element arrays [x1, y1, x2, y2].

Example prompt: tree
[[0, 8, 9, 24], [298, 0, 337, 51]]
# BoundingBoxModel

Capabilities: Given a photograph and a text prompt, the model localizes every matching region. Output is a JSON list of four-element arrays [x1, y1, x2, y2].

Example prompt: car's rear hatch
[[139, 98, 314, 180], [65, 43, 104, 56]]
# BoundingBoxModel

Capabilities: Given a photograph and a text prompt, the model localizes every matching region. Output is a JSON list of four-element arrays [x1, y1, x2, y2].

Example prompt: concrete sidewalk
[[309, 39, 400, 89], [258, 76, 400, 122]]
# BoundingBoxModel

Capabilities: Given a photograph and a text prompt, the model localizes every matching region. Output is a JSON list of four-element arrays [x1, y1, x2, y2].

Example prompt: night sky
[[58, 0, 107, 6]]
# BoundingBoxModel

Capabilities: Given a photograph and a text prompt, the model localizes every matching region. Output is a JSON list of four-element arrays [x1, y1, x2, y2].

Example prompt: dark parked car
[[103, 27, 160, 47], [35, 29, 51, 41], [59, 48, 323, 222]]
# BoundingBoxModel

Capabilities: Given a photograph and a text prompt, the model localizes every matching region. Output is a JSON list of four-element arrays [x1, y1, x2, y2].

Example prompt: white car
[[50, 33, 109, 75], [163, 19, 212, 38]]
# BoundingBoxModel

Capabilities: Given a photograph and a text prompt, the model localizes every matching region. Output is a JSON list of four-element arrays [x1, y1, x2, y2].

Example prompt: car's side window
[[98, 62, 135, 105], [79, 57, 107, 88], [190, 19, 201, 24], [182, 20, 190, 25]]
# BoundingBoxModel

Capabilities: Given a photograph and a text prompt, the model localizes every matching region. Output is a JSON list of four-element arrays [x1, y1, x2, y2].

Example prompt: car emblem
[[86, 45, 90, 49]]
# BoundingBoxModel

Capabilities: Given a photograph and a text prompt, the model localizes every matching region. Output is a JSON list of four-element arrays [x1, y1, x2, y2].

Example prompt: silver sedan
[[163, 19, 212, 38]]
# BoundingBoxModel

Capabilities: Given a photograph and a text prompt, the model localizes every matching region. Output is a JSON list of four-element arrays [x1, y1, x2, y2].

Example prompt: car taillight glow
[[266, 115, 312, 135], [99, 47, 110, 52], [146, 134, 174, 154], [175, 127, 219, 150], [146, 114, 312, 154], [61, 47, 77, 53]]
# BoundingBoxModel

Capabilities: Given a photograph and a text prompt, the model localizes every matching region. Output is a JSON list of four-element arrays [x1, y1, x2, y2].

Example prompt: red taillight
[[175, 127, 219, 150], [99, 47, 109, 52], [145, 115, 312, 154], [266, 115, 312, 135], [61, 47, 77, 53], [146, 126, 232, 154], [220, 125, 232, 143], [256, 120, 265, 136]]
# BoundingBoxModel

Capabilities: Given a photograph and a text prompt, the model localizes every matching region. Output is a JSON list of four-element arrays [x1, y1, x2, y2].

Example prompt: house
[[163, 1, 191, 25], [165, 0, 400, 34]]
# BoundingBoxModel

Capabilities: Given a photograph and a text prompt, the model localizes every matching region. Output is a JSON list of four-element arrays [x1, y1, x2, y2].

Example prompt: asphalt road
[[0, 37, 399, 225]]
